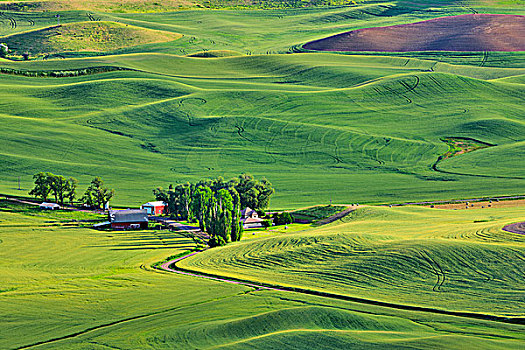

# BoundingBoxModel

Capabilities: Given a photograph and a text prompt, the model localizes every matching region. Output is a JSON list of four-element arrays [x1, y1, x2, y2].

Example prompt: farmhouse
[[140, 201, 166, 215], [109, 209, 148, 230], [240, 207, 264, 228], [39, 202, 60, 210]]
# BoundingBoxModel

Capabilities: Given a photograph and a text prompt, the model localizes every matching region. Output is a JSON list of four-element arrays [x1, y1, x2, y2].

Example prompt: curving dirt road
[[158, 247, 524, 325], [160, 252, 286, 292]]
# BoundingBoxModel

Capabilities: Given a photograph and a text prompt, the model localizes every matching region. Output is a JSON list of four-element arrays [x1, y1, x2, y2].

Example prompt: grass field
[[0, 52, 523, 207], [292, 205, 348, 222], [1, 201, 524, 349], [0, 1, 523, 348], [0, 2, 523, 207], [1, 21, 181, 58], [180, 205, 525, 317]]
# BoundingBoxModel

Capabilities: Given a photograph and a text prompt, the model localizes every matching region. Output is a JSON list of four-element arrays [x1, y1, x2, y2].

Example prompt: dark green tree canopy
[[82, 177, 115, 210], [29, 172, 78, 206], [153, 174, 273, 247]]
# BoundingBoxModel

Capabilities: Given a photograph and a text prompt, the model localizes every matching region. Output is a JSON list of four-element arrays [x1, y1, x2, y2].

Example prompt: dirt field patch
[[428, 199, 525, 210], [440, 137, 493, 160], [303, 14, 525, 52], [502, 222, 525, 235]]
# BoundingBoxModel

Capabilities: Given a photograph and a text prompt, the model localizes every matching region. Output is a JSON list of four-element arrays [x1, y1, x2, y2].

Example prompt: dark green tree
[[232, 174, 274, 211], [190, 186, 212, 231], [154, 174, 273, 247], [49, 174, 69, 206], [29, 172, 53, 202], [66, 177, 78, 205], [82, 177, 114, 210], [274, 212, 294, 225], [173, 183, 192, 220], [206, 189, 233, 247], [229, 188, 243, 242], [0, 43, 7, 58]]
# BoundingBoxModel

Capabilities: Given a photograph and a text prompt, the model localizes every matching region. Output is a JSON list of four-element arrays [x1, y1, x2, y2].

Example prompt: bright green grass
[[180, 205, 525, 317], [0, 21, 181, 58], [0, 53, 523, 207], [0, 198, 105, 221], [1, 201, 524, 349]]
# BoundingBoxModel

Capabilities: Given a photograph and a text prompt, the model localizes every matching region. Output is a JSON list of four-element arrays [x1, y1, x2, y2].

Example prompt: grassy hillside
[[180, 205, 525, 317], [0, 53, 523, 207], [1, 201, 523, 349], [0, 1, 523, 349], [0, 3, 523, 57], [0, 21, 181, 58]]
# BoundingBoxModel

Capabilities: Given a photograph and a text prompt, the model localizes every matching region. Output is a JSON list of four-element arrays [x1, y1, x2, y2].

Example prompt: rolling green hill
[[0, 53, 523, 207], [0, 201, 523, 349], [0, 21, 181, 58], [180, 205, 525, 317], [0, 0, 524, 349]]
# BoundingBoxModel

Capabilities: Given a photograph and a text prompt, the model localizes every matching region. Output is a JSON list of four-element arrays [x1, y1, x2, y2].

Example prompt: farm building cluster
[[91, 201, 264, 230]]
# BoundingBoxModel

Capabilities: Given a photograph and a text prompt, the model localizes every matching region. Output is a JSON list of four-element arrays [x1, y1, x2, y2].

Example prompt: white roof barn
[[142, 201, 166, 207], [39, 202, 60, 210]]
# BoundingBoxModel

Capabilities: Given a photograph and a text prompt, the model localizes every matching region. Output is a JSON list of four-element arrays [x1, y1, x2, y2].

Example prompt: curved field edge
[[302, 14, 525, 53], [0, 21, 182, 58], [178, 206, 525, 317]]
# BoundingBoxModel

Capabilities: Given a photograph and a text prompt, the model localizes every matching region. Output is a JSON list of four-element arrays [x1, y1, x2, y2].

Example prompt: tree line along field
[[0, 200, 523, 349], [0, 52, 523, 207]]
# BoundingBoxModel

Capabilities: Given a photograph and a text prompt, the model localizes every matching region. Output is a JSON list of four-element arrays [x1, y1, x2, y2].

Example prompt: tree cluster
[[0, 43, 8, 58], [272, 212, 294, 225], [29, 172, 78, 206], [29, 172, 114, 210], [81, 177, 115, 210], [153, 174, 274, 247]]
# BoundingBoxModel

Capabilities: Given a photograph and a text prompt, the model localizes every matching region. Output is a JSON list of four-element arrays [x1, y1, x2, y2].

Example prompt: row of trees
[[153, 174, 274, 246], [29, 172, 114, 210]]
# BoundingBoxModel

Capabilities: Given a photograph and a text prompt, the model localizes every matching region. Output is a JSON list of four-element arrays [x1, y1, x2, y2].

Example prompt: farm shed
[[140, 201, 166, 215], [109, 209, 148, 230], [240, 207, 264, 228], [39, 202, 60, 210]]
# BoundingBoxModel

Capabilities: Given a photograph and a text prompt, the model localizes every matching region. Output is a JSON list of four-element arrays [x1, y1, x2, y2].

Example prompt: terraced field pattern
[[0, 0, 524, 349]]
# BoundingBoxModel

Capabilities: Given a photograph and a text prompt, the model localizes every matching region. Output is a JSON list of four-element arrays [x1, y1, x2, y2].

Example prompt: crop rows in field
[[180, 205, 525, 316]]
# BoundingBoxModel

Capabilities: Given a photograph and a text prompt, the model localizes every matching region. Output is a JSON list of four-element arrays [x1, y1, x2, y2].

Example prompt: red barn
[[140, 201, 166, 216], [109, 209, 148, 230]]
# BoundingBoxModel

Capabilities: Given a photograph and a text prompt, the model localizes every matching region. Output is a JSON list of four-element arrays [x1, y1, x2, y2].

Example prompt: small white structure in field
[[240, 207, 264, 228], [40, 202, 60, 210]]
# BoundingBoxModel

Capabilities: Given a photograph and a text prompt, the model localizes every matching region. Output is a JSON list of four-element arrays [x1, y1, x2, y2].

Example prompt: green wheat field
[[0, 0, 524, 348]]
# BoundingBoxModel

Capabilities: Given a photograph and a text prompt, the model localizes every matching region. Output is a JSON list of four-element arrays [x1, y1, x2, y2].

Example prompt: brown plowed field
[[303, 14, 525, 52], [428, 199, 525, 210], [502, 222, 525, 235]]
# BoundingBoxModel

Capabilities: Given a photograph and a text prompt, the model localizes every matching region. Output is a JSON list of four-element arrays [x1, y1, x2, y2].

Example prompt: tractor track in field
[[419, 250, 446, 292], [431, 158, 525, 180], [156, 222, 523, 325], [235, 125, 253, 143]]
